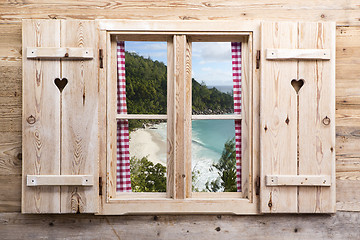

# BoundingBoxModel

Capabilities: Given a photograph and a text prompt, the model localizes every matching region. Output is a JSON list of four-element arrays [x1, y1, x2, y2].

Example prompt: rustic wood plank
[[27, 175, 94, 186], [336, 126, 360, 173], [0, 175, 21, 212], [2, 0, 359, 11], [107, 34, 117, 199], [97, 28, 108, 213], [60, 20, 99, 213], [174, 35, 186, 200], [0, 132, 21, 175], [0, 23, 21, 65], [22, 19, 61, 214], [266, 49, 330, 60], [26, 47, 93, 59], [2, 5, 359, 25], [336, 172, 360, 211], [1, 212, 360, 240], [167, 36, 175, 199], [298, 22, 336, 213], [260, 22, 298, 213], [185, 37, 192, 198], [240, 38, 250, 199], [265, 175, 331, 186]]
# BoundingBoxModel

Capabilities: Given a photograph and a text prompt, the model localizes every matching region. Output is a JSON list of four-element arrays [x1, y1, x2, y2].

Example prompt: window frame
[[98, 20, 261, 215]]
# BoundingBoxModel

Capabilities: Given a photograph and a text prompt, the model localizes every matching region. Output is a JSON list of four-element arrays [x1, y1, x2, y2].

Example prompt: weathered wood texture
[[0, 0, 359, 226], [260, 22, 337, 214], [0, 0, 359, 24], [20, 20, 99, 214], [1, 212, 360, 239]]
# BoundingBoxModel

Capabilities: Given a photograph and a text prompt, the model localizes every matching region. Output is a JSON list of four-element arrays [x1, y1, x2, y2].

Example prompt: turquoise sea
[[153, 85, 236, 191], [154, 119, 235, 191]]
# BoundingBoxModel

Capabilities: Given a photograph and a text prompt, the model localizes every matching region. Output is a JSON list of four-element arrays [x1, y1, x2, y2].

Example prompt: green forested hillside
[[125, 52, 167, 115], [125, 51, 233, 129]]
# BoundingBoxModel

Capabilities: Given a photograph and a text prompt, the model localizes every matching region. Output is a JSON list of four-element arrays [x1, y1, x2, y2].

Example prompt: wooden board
[[22, 20, 99, 214], [1, 1, 360, 25], [22, 19, 61, 214], [265, 175, 331, 186], [60, 20, 99, 213], [27, 175, 94, 186], [174, 35, 187, 199], [26, 47, 93, 59], [1, 212, 360, 240], [297, 22, 336, 213], [260, 22, 298, 213], [260, 22, 335, 213], [266, 49, 330, 60]]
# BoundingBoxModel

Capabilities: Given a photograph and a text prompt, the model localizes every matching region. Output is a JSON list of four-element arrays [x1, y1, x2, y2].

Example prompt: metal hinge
[[256, 50, 260, 69], [99, 177, 103, 195], [255, 176, 260, 195], [99, 49, 103, 69]]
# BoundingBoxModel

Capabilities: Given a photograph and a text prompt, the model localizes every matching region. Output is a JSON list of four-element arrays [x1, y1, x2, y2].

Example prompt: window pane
[[124, 41, 167, 114], [116, 40, 168, 193], [192, 120, 236, 192], [192, 42, 234, 115], [128, 120, 167, 192]]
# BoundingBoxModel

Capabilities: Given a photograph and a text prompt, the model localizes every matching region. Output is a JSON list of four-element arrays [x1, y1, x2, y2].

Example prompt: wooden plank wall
[[0, 0, 360, 238]]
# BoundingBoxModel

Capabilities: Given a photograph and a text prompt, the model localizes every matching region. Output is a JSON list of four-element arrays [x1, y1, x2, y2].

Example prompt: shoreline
[[129, 124, 167, 166]]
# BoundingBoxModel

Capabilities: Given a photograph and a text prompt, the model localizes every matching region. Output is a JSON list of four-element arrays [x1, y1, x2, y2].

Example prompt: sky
[[125, 41, 233, 86]]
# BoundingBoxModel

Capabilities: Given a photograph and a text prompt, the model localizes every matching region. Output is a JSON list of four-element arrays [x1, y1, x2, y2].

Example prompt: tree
[[130, 156, 167, 192], [206, 138, 237, 192]]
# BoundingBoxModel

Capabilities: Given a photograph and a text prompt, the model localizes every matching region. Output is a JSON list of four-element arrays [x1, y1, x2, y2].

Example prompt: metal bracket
[[256, 50, 260, 69], [99, 49, 104, 68]]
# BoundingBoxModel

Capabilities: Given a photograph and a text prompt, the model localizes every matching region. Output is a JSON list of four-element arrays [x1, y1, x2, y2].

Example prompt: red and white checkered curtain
[[116, 41, 132, 192], [231, 42, 242, 192]]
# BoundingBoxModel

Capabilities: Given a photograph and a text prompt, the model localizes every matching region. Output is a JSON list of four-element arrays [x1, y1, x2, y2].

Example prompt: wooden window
[[22, 20, 335, 214], [100, 22, 257, 214]]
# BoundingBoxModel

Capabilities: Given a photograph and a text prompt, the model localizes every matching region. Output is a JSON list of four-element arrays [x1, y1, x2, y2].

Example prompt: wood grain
[[106, 36, 117, 199], [0, 0, 360, 218], [0, 1, 359, 25], [26, 47, 93, 59], [0, 132, 21, 175], [0, 175, 21, 212], [1, 212, 360, 240], [266, 49, 330, 60], [185, 37, 192, 198], [167, 36, 175, 199], [60, 20, 99, 213], [27, 175, 94, 186], [22, 19, 61, 213], [260, 22, 298, 213], [298, 22, 336, 213], [174, 35, 186, 200], [265, 175, 331, 186]]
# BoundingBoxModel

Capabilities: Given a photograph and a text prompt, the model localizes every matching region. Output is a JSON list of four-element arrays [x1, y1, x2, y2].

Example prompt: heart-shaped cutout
[[291, 79, 304, 94], [54, 78, 68, 92]]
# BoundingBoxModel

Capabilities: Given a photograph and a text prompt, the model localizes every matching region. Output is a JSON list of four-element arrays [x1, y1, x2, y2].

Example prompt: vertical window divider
[[167, 35, 175, 199], [185, 37, 192, 198]]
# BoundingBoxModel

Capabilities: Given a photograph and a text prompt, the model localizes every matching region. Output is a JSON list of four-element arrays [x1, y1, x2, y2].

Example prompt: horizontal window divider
[[115, 192, 167, 199], [192, 114, 242, 120], [116, 114, 167, 120]]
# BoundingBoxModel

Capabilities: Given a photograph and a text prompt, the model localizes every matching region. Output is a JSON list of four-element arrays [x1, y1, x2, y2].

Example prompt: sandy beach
[[129, 124, 167, 165]]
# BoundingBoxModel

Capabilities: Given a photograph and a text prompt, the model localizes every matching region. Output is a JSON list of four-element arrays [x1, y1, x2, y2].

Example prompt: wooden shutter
[[260, 22, 335, 213], [22, 20, 99, 213]]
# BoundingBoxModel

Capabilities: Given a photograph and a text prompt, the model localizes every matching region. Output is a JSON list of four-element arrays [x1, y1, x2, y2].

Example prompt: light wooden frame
[[97, 20, 261, 215]]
